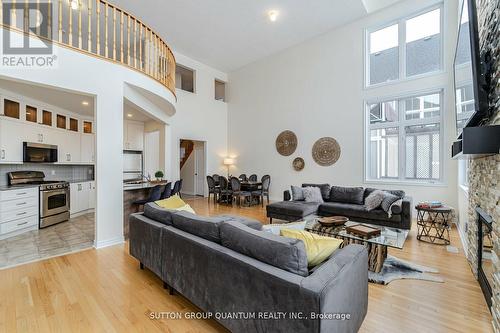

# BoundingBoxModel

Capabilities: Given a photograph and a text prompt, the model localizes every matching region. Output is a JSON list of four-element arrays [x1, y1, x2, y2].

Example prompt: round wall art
[[275, 130, 298, 156], [312, 137, 341, 166], [292, 157, 305, 171]]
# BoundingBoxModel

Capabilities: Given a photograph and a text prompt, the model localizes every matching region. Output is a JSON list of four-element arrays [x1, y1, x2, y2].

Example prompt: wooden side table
[[416, 205, 453, 245]]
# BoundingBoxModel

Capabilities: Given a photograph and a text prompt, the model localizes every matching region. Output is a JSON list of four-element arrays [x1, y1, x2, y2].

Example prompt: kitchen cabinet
[[80, 133, 95, 164], [0, 187, 38, 238], [57, 130, 81, 164], [0, 118, 25, 163], [70, 181, 95, 215], [124, 120, 144, 151]]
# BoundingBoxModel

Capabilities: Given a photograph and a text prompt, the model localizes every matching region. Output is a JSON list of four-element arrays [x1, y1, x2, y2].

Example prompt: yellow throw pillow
[[280, 229, 343, 267], [175, 204, 196, 214], [155, 195, 186, 209]]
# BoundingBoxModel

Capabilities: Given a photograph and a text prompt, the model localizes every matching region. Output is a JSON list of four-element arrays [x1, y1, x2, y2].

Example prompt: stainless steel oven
[[39, 183, 70, 228], [23, 142, 58, 163]]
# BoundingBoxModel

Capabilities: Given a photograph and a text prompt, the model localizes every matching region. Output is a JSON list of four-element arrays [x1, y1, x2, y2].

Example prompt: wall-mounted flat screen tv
[[453, 0, 489, 136]]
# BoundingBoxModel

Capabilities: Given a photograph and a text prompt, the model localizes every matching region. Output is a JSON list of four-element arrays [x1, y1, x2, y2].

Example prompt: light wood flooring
[[0, 197, 492, 333]]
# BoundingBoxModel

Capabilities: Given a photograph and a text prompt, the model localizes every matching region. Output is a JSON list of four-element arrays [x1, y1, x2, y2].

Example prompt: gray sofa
[[129, 203, 368, 333], [267, 184, 412, 230]]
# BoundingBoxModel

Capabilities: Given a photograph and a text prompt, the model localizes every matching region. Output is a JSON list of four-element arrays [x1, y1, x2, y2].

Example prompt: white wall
[[0, 28, 176, 248], [168, 53, 228, 185], [228, 0, 459, 210]]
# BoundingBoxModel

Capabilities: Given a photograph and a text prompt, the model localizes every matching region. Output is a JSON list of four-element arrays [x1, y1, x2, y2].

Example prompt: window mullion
[[399, 19, 406, 80], [398, 98, 405, 181]]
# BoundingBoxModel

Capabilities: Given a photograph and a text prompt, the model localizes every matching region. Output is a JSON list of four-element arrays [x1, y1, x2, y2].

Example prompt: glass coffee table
[[264, 215, 410, 273]]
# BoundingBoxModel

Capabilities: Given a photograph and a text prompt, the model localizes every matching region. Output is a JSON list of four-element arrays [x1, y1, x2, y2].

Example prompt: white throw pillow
[[364, 190, 385, 211], [303, 187, 324, 203]]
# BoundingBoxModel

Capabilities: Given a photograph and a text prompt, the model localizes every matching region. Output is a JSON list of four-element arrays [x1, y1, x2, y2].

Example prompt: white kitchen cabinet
[[0, 187, 39, 238], [70, 181, 95, 216], [80, 133, 95, 164], [0, 117, 25, 163], [57, 130, 81, 164], [123, 120, 144, 151]]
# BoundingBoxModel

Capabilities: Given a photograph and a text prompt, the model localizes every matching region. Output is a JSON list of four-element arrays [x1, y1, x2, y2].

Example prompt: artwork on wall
[[292, 157, 305, 171], [312, 137, 341, 166], [275, 130, 298, 156]]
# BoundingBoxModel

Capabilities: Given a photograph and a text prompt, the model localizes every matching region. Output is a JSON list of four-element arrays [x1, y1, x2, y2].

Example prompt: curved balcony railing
[[0, 0, 176, 96]]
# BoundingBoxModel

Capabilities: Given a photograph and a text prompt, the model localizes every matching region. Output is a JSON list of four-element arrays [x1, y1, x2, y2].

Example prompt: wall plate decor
[[275, 130, 298, 156], [312, 137, 341, 166], [292, 157, 305, 171]]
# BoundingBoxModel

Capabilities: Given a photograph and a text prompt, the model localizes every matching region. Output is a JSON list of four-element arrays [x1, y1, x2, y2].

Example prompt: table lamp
[[223, 158, 234, 179]]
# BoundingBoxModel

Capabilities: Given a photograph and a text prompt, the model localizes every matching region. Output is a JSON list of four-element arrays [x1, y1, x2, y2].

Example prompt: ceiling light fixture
[[70, 0, 79, 10], [82, 101, 89, 106], [268, 10, 279, 22], [127, 113, 133, 118]]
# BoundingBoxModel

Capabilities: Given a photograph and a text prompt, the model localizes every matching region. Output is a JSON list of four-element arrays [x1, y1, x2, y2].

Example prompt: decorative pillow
[[380, 192, 401, 213], [364, 190, 385, 211], [390, 199, 403, 214], [155, 195, 186, 209], [302, 183, 331, 201], [329, 186, 365, 204], [175, 204, 196, 214], [303, 186, 324, 203], [280, 228, 343, 267], [291, 185, 305, 201]]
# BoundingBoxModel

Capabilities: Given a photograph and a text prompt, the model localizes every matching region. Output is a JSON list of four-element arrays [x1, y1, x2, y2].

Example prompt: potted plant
[[154, 170, 164, 181]]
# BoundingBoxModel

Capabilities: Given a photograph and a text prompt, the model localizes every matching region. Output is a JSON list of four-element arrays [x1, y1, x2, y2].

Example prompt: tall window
[[366, 6, 442, 86], [366, 91, 443, 183]]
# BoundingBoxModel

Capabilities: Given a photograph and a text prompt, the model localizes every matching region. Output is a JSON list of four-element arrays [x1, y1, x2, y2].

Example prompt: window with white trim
[[366, 5, 443, 86], [366, 91, 443, 183]]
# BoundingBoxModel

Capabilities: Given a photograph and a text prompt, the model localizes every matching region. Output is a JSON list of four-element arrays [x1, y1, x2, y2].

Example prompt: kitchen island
[[123, 181, 168, 238]]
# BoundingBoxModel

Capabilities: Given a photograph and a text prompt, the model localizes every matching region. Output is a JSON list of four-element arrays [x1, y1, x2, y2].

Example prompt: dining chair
[[206, 176, 219, 204], [218, 176, 232, 203], [239, 174, 248, 181], [160, 182, 172, 199], [252, 175, 271, 207], [248, 174, 257, 182], [212, 174, 220, 185], [133, 185, 163, 211], [172, 180, 182, 197], [231, 177, 252, 207]]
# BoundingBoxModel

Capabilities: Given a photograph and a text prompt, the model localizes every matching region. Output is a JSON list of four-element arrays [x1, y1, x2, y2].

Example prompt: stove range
[[8, 171, 70, 228]]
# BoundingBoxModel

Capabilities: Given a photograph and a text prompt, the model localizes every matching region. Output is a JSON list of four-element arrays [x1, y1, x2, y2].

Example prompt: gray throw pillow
[[291, 185, 305, 201], [391, 199, 403, 214], [364, 190, 384, 211], [303, 186, 324, 203], [380, 192, 401, 212], [329, 186, 365, 204]]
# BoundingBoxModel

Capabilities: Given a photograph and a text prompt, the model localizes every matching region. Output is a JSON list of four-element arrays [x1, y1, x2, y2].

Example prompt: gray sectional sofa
[[267, 184, 412, 230], [129, 202, 368, 333]]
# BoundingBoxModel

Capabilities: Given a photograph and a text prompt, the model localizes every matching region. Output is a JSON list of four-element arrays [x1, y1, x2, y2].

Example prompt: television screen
[[453, 0, 488, 136]]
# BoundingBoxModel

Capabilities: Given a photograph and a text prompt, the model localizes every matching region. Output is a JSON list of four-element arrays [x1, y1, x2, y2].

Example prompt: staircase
[[180, 140, 194, 170]]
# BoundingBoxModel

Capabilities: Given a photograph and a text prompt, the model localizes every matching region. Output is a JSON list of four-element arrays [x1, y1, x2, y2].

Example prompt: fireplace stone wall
[[466, 0, 500, 331]]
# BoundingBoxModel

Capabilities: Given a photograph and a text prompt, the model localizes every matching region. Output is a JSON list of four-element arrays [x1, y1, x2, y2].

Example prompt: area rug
[[368, 255, 444, 285]]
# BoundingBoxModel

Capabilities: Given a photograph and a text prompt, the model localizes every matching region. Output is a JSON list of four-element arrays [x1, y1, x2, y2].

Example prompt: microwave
[[23, 142, 58, 163]]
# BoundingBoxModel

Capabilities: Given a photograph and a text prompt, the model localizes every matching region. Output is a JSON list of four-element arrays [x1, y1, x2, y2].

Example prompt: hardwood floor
[[0, 196, 492, 333]]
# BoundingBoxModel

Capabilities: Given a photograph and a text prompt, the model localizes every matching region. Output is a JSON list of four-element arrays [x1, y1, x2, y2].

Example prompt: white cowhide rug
[[369, 255, 444, 285]]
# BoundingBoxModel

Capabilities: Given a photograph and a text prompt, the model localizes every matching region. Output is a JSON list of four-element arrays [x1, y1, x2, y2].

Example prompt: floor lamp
[[223, 158, 234, 179]]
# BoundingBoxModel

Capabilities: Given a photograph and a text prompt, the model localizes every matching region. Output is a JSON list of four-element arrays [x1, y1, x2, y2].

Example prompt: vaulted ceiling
[[110, 0, 402, 72]]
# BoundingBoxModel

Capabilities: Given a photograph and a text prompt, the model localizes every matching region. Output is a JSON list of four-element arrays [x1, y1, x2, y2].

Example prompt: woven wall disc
[[312, 137, 341, 166], [292, 157, 305, 171], [275, 130, 298, 156]]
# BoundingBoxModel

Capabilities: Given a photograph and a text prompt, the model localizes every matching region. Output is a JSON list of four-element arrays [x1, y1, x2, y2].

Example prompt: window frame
[[364, 88, 445, 185], [364, 3, 444, 88]]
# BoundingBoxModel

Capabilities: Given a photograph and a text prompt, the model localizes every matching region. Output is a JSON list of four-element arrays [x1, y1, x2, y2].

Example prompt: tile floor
[[0, 213, 94, 269]]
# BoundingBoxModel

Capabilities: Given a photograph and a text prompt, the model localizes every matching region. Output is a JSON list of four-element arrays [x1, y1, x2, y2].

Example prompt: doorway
[[179, 139, 206, 196]]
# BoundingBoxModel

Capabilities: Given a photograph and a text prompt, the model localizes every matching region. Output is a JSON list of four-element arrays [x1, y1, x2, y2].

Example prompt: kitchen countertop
[[0, 184, 40, 191], [123, 181, 167, 191], [69, 179, 95, 183]]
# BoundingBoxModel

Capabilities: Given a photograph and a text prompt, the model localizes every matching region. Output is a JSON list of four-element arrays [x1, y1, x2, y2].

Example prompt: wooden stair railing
[[0, 0, 176, 97], [180, 140, 194, 170]]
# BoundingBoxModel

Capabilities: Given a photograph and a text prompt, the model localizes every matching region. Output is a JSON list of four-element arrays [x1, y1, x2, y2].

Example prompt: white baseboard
[[456, 221, 469, 255], [70, 208, 95, 219], [94, 236, 125, 249]]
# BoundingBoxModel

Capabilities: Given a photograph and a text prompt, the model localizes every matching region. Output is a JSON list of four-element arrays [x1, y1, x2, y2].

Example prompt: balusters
[[68, 0, 72, 46], [139, 24, 142, 70], [36, 0, 41, 36], [96, 0, 100, 55], [78, 0, 82, 48], [126, 14, 130, 65], [58, 0, 62, 42], [47, 0, 52, 39], [87, 0, 91, 52], [104, 2, 108, 58], [23, 0, 28, 32], [133, 19, 137, 68], [120, 10, 124, 63], [112, 6, 116, 60]]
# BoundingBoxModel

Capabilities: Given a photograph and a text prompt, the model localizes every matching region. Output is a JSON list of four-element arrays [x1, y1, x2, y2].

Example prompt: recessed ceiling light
[[127, 113, 133, 118], [268, 10, 279, 22], [82, 101, 89, 106]]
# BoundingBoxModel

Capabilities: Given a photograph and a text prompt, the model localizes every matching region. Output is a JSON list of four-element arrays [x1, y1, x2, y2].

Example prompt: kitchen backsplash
[[0, 164, 94, 186]]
